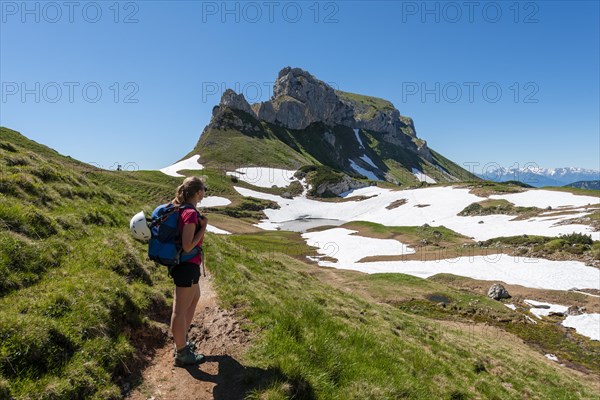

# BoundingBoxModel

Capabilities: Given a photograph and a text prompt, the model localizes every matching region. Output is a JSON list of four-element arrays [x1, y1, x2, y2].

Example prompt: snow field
[[199, 196, 232, 207], [234, 185, 599, 241], [226, 167, 297, 188], [160, 155, 204, 177]]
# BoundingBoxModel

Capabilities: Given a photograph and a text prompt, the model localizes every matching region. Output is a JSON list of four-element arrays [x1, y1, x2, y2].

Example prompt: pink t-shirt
[[177, 207, 203, 265]]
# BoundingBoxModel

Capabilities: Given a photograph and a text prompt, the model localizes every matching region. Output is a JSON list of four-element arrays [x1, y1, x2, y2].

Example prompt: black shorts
[[170, 262, 200, 287]]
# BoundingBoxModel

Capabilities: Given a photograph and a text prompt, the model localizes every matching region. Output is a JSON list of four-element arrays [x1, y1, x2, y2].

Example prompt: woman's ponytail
[[173, 176, 206, 205]]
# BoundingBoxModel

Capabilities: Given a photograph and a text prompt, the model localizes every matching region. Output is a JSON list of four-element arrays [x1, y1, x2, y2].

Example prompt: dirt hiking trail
[[127, 271, 253, 400]]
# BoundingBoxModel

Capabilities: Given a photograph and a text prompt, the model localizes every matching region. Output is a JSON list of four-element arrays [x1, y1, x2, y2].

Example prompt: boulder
[[487, 284, 511, 300]]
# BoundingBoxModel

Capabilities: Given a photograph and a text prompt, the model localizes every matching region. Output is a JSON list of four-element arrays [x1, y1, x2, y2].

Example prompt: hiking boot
[[174, 347, 205, 367], [173, 341, 196, 356]]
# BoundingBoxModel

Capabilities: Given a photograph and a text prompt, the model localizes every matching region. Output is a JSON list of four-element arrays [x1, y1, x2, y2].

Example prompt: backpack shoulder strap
[[149, 203, 179, 228], [177, 203, 202, 217]]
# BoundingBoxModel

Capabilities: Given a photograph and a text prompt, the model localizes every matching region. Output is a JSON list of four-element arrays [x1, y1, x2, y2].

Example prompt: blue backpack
[[148, 203, 201, 268]]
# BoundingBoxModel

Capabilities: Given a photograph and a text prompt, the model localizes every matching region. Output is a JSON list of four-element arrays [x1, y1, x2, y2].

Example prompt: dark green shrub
[[559, 232, 593, 245]]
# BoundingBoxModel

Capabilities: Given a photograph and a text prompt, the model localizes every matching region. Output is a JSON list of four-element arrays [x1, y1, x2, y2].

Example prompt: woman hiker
[[170, 176, 208, 366]]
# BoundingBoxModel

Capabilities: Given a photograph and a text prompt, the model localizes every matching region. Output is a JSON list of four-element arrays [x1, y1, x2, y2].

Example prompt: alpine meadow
[[1, 2, 599, 400]]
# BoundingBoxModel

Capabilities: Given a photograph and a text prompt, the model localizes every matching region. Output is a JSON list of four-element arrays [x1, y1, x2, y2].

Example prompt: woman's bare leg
[[171, 286, 197, 350], [184, 283, 201, 334]]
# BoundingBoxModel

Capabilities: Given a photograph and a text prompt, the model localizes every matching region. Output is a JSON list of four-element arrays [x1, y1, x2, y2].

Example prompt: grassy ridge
[[335, 90, 396, 120], [0, 127, 176, 398]]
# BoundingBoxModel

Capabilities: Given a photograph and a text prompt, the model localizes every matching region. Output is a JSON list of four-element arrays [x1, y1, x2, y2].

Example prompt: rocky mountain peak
[[252, 67, 354, 130], [273, 67, 337, 105], [214, 67, 433, 162]]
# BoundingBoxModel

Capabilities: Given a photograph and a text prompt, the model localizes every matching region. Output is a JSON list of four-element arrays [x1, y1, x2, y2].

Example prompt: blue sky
[[1, 0, 599, 173]]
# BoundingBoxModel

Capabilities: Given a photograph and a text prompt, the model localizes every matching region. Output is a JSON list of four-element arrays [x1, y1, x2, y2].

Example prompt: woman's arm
[[181, 215, 207, 253]]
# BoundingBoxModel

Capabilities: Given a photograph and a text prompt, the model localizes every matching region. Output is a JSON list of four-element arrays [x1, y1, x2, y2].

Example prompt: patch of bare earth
[[386, 198, 407, 210], [127, 271, 254, 400], [357, 248, 512, 263]]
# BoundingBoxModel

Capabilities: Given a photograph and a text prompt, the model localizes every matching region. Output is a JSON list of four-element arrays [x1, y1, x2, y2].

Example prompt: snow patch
[[349, 160, 381, 181], [302, 228, 415, 265], [504, 304, 516, 310], [562, 314, 600, 341], [303, 228, 600, 291], [353, 128, 365, 148], [206, 224, 231, 235], [525, 316, 538, 324], [160, 155, 204, 177], [524, 299, 569, 319], [360, 154, 379, 169], [570, 290, 600, 298], [199, 196, 231, 207], [489, 190, 599, 209], [412, 168, 436, 183], [351, 128, 381, 176], [299, 178, 311, 197], [227, 167, 297, 188]]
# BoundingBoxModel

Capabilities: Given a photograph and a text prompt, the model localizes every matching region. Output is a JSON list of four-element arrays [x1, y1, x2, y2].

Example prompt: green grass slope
[[207, 233, 599, 399], [0, 127, 181, 399]]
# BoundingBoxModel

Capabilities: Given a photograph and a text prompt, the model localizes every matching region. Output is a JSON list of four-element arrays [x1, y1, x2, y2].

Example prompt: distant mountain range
[[475, 167, 600, 188]]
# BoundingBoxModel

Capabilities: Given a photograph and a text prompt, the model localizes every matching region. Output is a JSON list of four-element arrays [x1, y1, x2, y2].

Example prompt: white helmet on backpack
[[130, 211, 151, 241]]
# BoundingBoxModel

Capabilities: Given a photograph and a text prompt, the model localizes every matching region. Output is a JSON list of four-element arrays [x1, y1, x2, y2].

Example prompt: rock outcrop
[[219, 89, 255, 117], [314, 175, 371, 197]]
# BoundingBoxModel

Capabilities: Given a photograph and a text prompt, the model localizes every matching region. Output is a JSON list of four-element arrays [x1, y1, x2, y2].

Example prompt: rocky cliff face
[[214, 67, 432, 162], [257, 67, 355, 129], [220, 88, 255, 116]]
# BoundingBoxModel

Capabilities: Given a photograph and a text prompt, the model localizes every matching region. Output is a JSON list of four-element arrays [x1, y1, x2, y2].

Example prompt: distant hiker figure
[[170, 176, 208, 366]]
